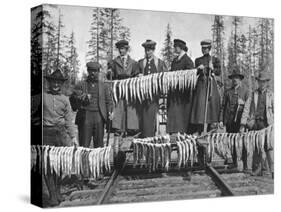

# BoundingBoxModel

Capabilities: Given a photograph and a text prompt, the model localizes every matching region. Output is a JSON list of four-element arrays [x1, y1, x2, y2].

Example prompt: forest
[[31, 6, 274, 94]]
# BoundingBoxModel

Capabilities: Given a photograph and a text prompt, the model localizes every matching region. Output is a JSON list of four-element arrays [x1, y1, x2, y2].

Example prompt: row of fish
[[31, 145, 112, 180], [206, 125, 274, 162], [132, 133, 199, 172], [175, 133, 198, 169], [111, 69, 198, 103]]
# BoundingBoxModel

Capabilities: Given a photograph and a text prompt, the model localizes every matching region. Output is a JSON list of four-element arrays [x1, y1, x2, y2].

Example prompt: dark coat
[[70, 79, 113, 126], [190, 54, 221, 124], [221, 85, 249, 126], [138, 57, 168, 137], [167, 53, 194, 133], [111, 55, 140, 132]]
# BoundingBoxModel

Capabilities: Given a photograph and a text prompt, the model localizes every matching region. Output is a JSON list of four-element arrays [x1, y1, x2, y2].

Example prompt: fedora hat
[[45, 69, 67, 81], [256, 72, 271, 81], [228, 67, 244, 80], [142, 39, 157, 49]]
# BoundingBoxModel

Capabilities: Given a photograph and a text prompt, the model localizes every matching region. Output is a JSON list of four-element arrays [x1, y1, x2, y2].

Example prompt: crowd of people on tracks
[[41, 38, 274, 205]]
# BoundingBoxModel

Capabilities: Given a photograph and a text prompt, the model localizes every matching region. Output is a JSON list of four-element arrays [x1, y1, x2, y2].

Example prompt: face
[[201, 47, 210, 55], [232, 76, 242, 87], [145, 48, 154, 58], [174, 46, 181, 54], [118, 47, 128, 56], [49, 79, 63, 92], [258, 80, 268, 90]]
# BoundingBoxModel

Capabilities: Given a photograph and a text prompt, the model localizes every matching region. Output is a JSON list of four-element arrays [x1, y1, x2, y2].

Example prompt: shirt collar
[[177, 51, 185, 60]]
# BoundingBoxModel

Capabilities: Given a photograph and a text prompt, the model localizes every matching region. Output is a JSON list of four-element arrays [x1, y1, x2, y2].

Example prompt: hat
[[256, 72, 271, 81], [45, 69, 67, 81], [115, 40, 129, 49], [142, 39, 157, 49], [200, 39, 212, 48], [86, 62, 101, 72], [174, 39, 187, 50], [228, 67, 244, 80]]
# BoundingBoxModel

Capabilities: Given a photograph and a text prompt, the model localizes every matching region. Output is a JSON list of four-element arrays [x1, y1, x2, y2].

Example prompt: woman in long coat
[[138, 40, 168, 138], [167, 39, 194, 134], [190, 40, 221, 133], [110, 40, 140, 136]]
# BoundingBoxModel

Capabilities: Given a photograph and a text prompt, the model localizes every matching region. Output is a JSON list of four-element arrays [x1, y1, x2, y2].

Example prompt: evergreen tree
[[161, 23, 174, 69]]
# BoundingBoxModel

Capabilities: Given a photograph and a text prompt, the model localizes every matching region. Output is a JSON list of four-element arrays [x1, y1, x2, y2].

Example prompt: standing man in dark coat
[[110, 40, 140, 137], [167, 39, 194, 134], [220, 67, 249, 169], [70, 62, 113, 148], [43, 69, 77, 206], [190, 39, 221, 133], [220, 67, 249, 133], [138, 40, 168, 137]]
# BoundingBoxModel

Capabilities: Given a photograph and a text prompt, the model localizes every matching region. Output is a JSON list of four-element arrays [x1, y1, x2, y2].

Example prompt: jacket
[[241, 89, 274, 127]]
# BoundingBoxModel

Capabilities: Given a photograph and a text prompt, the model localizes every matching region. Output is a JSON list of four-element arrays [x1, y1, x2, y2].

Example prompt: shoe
[[251, 166, 263, 176]]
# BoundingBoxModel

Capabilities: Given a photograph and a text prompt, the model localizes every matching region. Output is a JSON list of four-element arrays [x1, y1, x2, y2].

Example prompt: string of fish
[[31, 145, 112, 180], [206, 125, 274, 162], [111, 69, 198, 103]]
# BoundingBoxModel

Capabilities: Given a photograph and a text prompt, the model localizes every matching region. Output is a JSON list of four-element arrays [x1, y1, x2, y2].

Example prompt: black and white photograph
[[30, 3, 274, 208]]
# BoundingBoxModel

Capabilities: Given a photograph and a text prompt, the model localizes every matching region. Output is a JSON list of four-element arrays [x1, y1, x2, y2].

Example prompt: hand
[[238, 98, 245, 105], [198, 64, 205, 70], [138, 73, 144, 77], [239, 126, 245, 133], [218, 122, 224, 129], [108, 112, 114, 120], [71, 137, 78, 147], [209, 61, 214, 70]]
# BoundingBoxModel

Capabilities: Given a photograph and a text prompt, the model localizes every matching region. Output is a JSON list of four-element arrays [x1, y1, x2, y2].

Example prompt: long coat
[[221, 86, 249, 132], [138, 56, 168, 137], [111, 55, 140, 132], [70, 79, 113, 126], [167, 53, 194, 133], [190, 54, 221, 124]]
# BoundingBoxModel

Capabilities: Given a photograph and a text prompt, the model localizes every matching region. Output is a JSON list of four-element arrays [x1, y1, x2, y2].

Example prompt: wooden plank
[[108, 190, 221, 203]]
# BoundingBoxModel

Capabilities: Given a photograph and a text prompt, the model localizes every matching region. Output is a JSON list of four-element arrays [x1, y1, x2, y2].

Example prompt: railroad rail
[[59, 137, 273, 207]]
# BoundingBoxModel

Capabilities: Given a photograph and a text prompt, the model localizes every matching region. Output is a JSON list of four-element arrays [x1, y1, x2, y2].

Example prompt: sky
[[45, 4, 258, 78]]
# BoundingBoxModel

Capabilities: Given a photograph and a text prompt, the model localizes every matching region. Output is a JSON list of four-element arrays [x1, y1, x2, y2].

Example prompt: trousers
[[78, 110, 105, 148]]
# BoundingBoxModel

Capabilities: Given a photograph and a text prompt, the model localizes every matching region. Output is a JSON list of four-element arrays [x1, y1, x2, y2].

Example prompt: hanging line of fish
[[175, 133, 198, 169], [111, 69, 198, 103], [206, 125, 274, 162], [31, 145, 112, 180], [132, 133, 199, 172]]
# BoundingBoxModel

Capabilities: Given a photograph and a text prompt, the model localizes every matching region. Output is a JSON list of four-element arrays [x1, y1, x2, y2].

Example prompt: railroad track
[[59, 138, 273, 207]]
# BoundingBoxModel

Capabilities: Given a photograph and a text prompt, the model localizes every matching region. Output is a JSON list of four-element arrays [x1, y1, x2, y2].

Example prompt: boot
[[44, 175, 60, 207], [251, 163, 263, 176]]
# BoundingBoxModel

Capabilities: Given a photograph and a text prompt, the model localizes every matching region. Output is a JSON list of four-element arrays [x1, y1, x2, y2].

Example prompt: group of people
[[41, 38, 274, 205]]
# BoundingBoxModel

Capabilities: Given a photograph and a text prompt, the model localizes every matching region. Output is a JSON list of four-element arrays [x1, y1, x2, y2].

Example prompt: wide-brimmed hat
[[115, 40, 129, 49], [200, 39, 212, 48], [174, 39, 187, 50], [45, 69, 67, 81], [142, 39, 157, 49], [228, 67, 244, 80], [86, 61, 101, 72], [256, 72, 271, 81]]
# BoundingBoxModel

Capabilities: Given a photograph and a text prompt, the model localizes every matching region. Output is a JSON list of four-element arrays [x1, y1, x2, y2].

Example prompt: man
[[221, 67, 248, 132], [167, 39, 194, 134], [138, 39, 168, 137], [190, 39, 221, 134], [240, 70, 274, 178], [110, 40, 140, 138], [43, 69, 77, 206], [70, 62, 113, 148], [220, 67, 249, 169]]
